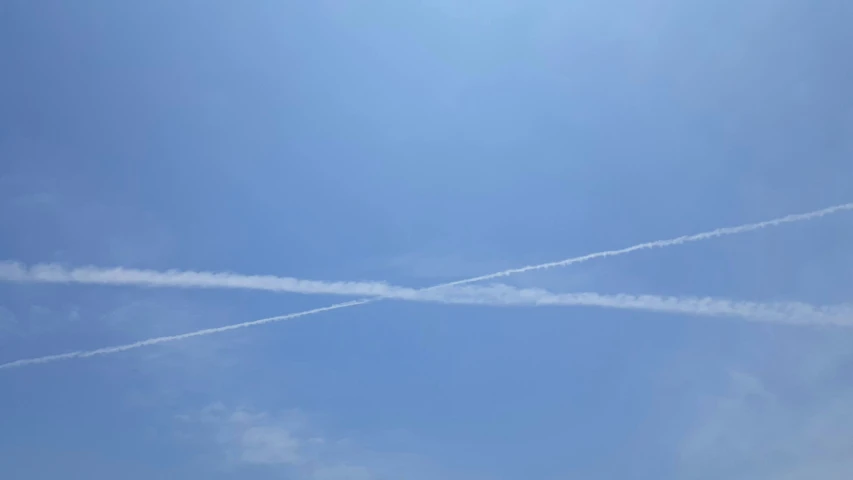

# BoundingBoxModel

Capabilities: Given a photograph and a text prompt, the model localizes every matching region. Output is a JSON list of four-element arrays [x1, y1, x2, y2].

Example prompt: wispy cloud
[[184, 404, 460, 480], [1, 202, 851, 370], [185, 404, 338, 476], [680, 366, 853, 480]]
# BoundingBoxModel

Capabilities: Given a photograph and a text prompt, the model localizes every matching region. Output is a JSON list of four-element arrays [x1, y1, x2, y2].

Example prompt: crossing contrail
[[1, 201, 851, 370], [2, 202, 852, 299], [1, 288, 850, 370]]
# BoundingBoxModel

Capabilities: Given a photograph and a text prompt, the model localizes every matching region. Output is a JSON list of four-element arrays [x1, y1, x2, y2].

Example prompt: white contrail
[[0, 262, 419, 298], [437, 202, 853, 287], [0, 299, 371, 370], [1, 288, 850, 370], [2, 202, 852, 299], [416, 285, 853, 326], [1, 201, 851, 370]]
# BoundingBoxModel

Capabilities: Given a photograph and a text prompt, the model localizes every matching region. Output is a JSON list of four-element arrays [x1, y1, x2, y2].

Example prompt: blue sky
[[1, 0, 853, 478]]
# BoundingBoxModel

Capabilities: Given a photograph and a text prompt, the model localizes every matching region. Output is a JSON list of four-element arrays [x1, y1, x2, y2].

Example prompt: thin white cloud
[[2, 202, 851, 298], [188, 405, 313, 472], [186, 404, 448, 480], [1, 202, 851, 370], [680, 366, 853, 480]]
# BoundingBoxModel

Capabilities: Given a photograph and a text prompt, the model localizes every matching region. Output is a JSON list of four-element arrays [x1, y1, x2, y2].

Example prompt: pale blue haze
[[1, 1, 853, 479]]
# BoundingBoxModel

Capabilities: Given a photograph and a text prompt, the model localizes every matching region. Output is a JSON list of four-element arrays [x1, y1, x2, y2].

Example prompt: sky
[[1, 0, 853, 478]]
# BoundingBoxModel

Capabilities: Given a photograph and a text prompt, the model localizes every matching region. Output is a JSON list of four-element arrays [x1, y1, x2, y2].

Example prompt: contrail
[[416, 285, 853, 326], [438, 202, 853, 287], [2, 202, 852, 299], [0, 262, 419, 298], [0, 299, 371, 370], [1, 201, 851, 370], [2, 288, 850, 370]]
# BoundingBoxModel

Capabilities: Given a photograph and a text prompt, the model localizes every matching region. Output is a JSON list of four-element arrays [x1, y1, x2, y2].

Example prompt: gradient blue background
[[2, 1, 852, 479]]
